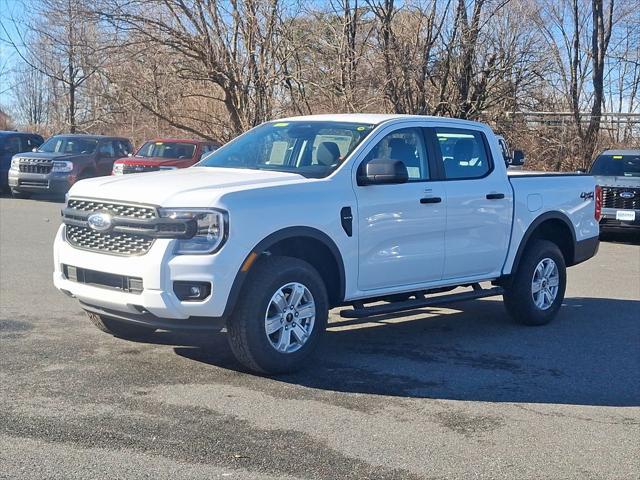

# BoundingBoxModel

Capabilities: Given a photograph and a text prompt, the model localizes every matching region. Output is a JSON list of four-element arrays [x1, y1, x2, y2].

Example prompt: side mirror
[[510, 149, 525, 167], [32, 147, 38, 152], [576, 168, 587, 174], [358, 158, 409, 186], [127, 153, 133, 157]]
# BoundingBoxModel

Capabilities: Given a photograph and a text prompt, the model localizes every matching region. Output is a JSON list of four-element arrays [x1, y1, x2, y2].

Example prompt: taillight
[[594, 185, 602, 221]]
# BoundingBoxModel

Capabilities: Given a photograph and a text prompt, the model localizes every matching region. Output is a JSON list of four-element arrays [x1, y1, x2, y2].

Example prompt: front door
[[355, 126, 446, 291]]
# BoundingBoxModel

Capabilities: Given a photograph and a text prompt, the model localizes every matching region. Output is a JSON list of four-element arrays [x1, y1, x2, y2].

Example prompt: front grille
[[65, 224, 154, 256], [122, 164, 160, 174], [601, 186, 640, 210], [62, 265, 143, 293], [18, 158, 52, 174], [67, 199, 157, 219]]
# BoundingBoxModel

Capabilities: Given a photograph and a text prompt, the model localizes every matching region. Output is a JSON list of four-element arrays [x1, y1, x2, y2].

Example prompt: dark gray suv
[[8, 134, 132, 199]]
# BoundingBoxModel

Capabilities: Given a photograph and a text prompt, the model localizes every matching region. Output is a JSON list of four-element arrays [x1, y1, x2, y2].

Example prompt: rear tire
[[86, 311, 156, 339], [227, 256, 328, 374], [503, 240, 566, 326], [11, 189, 31, 199]]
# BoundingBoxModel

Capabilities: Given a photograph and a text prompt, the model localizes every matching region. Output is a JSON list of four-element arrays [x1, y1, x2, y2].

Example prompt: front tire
[[86, 311, 156, 339], [503, 240, 567, 326], [227, 256, 328, 374]]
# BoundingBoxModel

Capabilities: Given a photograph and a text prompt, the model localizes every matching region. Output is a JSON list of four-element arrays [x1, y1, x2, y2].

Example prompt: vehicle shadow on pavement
[[600, 231, 640, 246], [169, 297, 639, 407]]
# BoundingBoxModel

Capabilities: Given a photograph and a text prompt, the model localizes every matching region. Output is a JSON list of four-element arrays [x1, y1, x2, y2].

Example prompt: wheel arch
[[223, 227, 346, 317], [510, 212, 577, 274]]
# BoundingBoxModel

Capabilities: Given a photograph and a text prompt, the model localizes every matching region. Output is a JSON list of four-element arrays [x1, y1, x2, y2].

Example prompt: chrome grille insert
[[66, 199, 157, 220], [65, 225, 154, 256]]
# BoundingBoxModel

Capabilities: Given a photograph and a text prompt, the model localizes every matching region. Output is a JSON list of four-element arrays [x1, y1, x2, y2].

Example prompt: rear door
[[431, 127, 513, 280], [354, 124, 446, 291]]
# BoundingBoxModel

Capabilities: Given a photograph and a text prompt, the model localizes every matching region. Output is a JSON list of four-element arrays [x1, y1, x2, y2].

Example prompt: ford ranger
[[53, 114, 600, 374]]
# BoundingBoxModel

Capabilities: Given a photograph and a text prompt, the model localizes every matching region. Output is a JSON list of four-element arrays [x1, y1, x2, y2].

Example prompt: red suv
[[112, 138, 220, 175]]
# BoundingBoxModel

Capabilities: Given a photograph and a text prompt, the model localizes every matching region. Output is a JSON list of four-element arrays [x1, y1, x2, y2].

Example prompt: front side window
[[590, 154, 640, 177], [435, 129, 491, 180], [360, 128, 429, 181], [198, 121, 374, 178], [136, 141, 196, 159], [38, 137, 98, 154]]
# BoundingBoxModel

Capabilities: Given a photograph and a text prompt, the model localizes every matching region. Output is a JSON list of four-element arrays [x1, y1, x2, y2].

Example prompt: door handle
[[420, 197, 442, 204], [486, 193, 505, 200]]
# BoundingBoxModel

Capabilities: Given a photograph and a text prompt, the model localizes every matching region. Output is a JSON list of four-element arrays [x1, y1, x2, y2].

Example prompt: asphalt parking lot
[[1, 196, 639, 480]]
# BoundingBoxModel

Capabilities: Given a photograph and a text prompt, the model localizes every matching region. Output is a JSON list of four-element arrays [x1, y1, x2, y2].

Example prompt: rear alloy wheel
[[503, 239, 567, 326], [227, 256, 328, 374]]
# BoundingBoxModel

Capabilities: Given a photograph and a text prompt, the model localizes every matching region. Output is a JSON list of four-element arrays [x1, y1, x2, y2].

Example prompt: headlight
[[112, 163, 124, 175], [158, 166, 178, 171], [10, 157, 20, 170], [52, 161, 73, 173], [158, 208, 228, 254]]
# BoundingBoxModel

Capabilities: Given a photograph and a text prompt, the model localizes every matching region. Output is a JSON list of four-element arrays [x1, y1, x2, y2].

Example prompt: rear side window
[[435, 128, 491, 180]]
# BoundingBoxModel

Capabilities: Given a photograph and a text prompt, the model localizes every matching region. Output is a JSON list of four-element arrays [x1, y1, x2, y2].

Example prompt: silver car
[[590, 149, 640, 231]]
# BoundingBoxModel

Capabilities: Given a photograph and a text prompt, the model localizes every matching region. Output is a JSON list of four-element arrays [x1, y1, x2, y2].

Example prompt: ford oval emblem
[[619, 191, 635, 199], [87, 212, 113, 232]]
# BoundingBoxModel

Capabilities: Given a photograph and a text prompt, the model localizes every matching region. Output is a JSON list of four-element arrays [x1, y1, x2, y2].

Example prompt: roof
[[50, 133, 130, 140], [274, 113, 486, 127], [146, 138, 217, 144], [600, 149, 640, 156], [0, 130, 41, 137]]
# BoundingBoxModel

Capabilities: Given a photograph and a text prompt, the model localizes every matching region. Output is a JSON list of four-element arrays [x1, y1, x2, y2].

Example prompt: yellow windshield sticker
[[155, 142, 163, 145], [273, 122, 289, 127], [356, 126, 366, 131], [613, 155, 623, 159]]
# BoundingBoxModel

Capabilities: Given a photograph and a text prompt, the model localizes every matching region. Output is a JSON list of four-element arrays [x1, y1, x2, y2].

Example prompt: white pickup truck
[[53, 114, 600, 374]]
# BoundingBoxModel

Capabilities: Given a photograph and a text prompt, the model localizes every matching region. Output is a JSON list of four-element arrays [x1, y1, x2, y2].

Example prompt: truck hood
[[593, 175, 640, 188], [14, 151, 87, 162], [115, 156, 192, 167], [68, 167, 308, 206]]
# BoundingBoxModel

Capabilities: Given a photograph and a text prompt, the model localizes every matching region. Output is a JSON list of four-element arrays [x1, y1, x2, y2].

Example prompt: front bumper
[[600, 208, 640, 230], [53, 225, 242, 329], [8, 169, 72, 194]]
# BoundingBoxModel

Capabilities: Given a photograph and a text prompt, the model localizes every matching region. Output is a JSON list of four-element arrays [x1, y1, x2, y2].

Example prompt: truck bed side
[[502, 172, 599, 275]]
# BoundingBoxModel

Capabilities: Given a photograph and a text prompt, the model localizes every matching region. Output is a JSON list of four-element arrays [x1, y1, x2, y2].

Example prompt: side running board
[[339, 285, 504, 319]]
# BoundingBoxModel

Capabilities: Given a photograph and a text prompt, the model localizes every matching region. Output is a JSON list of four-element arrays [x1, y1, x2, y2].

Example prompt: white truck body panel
[[53, 114, 600, 321]]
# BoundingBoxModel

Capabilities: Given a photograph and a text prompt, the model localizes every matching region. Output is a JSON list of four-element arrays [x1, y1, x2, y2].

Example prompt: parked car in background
[[589, 149, 640, 232], [8, 134, 132, 199], [0, 131, 44, 193], [111, 138, 220, 175]]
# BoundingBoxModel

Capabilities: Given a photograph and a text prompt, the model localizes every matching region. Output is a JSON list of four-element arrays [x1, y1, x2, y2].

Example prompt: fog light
[[173, 281, 211, 301]]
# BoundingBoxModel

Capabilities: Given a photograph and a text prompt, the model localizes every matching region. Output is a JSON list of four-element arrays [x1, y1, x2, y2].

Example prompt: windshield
[[137, 141, 196, 159], [38, 137, 97, 154], [590, 154, 640, 177], [198, 121, 375, 178]]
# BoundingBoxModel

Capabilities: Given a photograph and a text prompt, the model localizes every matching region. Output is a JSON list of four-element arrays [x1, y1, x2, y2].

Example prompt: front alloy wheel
[[227, 256, 328, 374], [265, 282, 316, 353]]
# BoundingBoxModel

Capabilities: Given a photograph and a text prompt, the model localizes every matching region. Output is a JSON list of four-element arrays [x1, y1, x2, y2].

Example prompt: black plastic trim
[[222, 226, 347, 316], [81, 302, 225, 331], [510, 211, 578, 272], [573, 235, 600, 265]]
